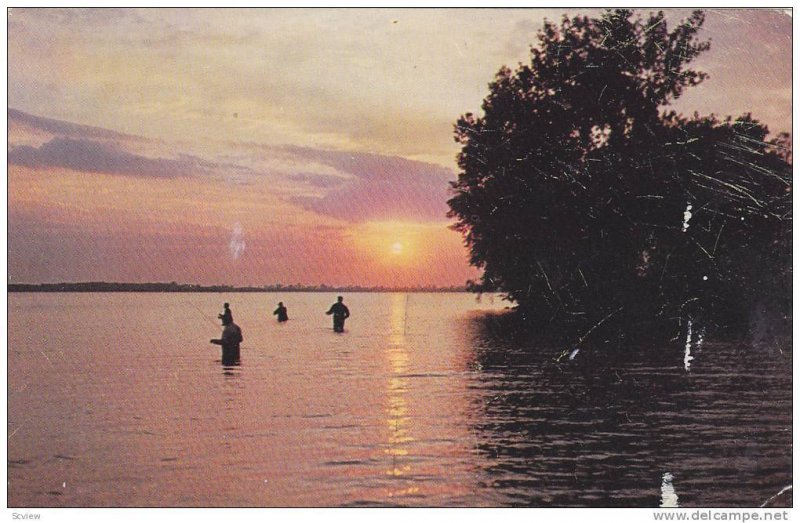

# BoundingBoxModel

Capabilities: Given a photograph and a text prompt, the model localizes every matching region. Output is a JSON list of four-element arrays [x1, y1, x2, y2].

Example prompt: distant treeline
[[7, 282, 468, 293]]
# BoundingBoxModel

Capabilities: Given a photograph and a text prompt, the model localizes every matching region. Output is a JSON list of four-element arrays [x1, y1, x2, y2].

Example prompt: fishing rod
[[185, 296, 224, 330]]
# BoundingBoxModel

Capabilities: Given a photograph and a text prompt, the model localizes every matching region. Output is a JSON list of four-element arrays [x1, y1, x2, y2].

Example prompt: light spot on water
[[682, 203, 693, 232], [568, 347, 580, 360], [684, 320, 694, 371], [660, 472, 680, 507]]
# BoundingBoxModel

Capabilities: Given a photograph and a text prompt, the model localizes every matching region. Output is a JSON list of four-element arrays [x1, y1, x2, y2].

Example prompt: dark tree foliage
[[448, 9, 791, 330]]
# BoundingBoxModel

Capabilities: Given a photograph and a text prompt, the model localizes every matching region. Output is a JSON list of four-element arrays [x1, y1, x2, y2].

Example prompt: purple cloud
[[8, 137, 211, 178], [285, 147, 455, 222], [288, 172, 349, 189], [9, 108, 144, 142]]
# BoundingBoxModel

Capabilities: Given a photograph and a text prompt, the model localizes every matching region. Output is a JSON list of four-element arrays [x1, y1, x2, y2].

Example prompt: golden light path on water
[[384, 293, 417, 497]]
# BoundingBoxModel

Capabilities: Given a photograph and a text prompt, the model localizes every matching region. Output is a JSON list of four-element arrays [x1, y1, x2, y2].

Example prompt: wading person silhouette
[[210, 315, 243, 365], [273, 302, 289, 322], [218, 302, 233, 324], [326, 296, 350, 333]]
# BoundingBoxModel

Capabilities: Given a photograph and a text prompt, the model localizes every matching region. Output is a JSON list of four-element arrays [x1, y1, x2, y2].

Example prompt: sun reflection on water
[[385, 293, 413, 478]]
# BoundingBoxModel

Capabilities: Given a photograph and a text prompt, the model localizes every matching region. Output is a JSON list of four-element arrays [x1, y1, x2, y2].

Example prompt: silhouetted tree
[[448, 9, 791, 329]]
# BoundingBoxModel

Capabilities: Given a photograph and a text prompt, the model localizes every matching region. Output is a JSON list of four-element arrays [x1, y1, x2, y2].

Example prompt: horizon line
[[7, 281, 471, 292]]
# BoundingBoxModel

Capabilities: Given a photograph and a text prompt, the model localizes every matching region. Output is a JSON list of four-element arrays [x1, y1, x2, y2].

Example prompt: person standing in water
[[326, 296, 350, 332], [210, 314, 243, 365], [218, 302, 233, 324], [273, 302, 289, 322]]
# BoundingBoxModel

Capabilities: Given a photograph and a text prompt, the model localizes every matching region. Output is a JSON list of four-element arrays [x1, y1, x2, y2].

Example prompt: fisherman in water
[[326, 296, 350, 333], [273, 302, 289, 322], [218, 302, 233, 324], [210, 314, 243, 365]]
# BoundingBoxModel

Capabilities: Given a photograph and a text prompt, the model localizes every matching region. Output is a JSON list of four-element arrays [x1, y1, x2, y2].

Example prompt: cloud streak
[[8, 137, 212, 178], [8, 108, 144, 142], [287, 172, 349, 189]]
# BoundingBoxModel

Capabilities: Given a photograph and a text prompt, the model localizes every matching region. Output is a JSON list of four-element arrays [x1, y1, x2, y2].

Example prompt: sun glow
[[352, 221, 422, 265], [341, 220, 478, 287]]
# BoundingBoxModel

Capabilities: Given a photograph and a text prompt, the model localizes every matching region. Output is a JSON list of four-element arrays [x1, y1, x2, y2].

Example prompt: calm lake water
[[7, 292, 792, 507]]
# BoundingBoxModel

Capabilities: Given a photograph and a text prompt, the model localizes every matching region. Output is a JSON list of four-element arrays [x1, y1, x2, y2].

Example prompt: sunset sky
[[7, 8, 792, 287]]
